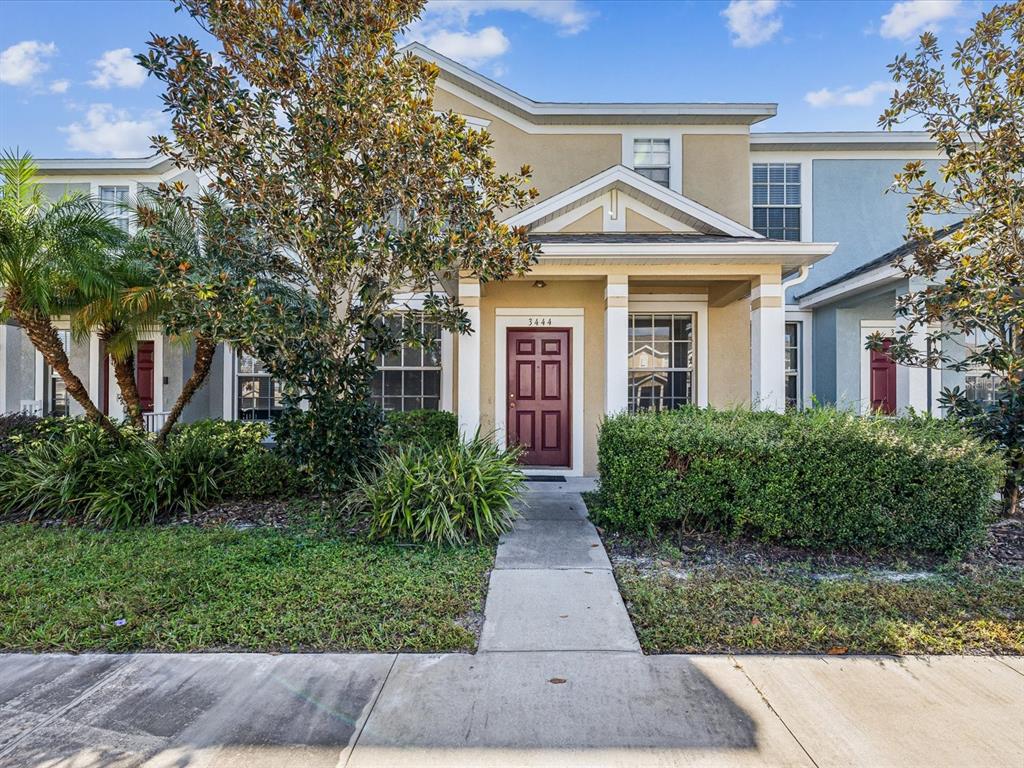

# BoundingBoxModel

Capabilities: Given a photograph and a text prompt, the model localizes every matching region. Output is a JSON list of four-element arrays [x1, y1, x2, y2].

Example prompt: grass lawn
[[616, 563, 1024, 655], [0, 523, 494, 653]]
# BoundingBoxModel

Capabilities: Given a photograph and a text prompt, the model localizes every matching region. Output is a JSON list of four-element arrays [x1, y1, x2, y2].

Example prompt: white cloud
[[61, 104, 165, 157], [722, 0, 783, 48], [0, 40, 57, 86], [425, 1, 592, 36], [49, 79, 70, 94], [421, 26, 510, 67], [805, 81, 892, 108], [879, 0, 961, 40], [88, 48, 147, 89]]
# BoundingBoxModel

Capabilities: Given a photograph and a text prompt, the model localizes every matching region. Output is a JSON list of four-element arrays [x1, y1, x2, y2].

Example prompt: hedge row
[[595, 407, 1004, 555]]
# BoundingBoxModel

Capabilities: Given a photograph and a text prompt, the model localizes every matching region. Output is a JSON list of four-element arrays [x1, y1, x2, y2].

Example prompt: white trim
[[533, 203, 604, 234], [404, 43, 776, 125], [88, 332, 100, 403], [494, 308, 585, 477], [622, 131, 683, 194], [440, 330, 454, 412], [538, 240, 836, 261], [627, 296, 709, 407], [506, 165, 761, 238], [457, 305, 481, 439], [786, 309, 814, 409], [223, 343, 235, 420], [750, 132, 939, 152], [798, 262, 902, 308]]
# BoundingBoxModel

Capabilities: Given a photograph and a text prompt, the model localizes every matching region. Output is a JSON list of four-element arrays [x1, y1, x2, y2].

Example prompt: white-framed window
[[43, 329, 71, 417], [633, 138, 671, 187], [628, 313, 694, 411], [236, 352, 283, 421], [99, 185, 130, 232], [371, 314, 442, 412], [785, 321, 801, 409], [963, 328, 1003, 405], [752, 163, 800, 240]]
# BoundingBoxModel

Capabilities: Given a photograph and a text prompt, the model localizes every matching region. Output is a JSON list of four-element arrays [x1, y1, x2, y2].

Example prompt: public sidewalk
[[0, 480, 1021, 767]]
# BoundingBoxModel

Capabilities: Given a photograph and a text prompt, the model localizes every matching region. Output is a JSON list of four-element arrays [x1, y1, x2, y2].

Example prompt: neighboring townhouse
[[2, 44, 966, 476]]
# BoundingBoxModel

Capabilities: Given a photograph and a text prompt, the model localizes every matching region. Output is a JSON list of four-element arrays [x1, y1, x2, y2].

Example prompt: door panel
[[507, 328, 571, 467], [136, 341, 155, 413], [869, 339, 897, 415]]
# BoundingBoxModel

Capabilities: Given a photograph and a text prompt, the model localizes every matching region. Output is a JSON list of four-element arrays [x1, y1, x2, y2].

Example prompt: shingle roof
[[795, 221, 964, 302]]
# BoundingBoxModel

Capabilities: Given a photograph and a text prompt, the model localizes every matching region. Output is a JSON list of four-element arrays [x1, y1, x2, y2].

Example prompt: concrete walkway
[[0, 481, 1022, 767], [479, 483, 640, 653]]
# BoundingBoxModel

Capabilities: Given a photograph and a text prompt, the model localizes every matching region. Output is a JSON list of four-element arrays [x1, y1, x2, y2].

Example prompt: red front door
[[136, 341, 155, 413], [870, 338, 897, 415], [507, 328, 571, 467]]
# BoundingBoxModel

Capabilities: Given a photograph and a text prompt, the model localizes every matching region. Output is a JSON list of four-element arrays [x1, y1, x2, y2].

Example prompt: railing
[[19, 400, 42, 416], [143, 411, 170, 434]]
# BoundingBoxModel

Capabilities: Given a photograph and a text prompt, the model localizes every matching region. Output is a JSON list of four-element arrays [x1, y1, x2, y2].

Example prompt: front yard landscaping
[[605, 529, 1024, 655], [0, 518, 494, 653], [591, 407, 1023, 655]]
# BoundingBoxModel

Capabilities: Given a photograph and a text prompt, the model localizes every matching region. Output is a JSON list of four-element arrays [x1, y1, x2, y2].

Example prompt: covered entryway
[[506, 328, 571, 467]]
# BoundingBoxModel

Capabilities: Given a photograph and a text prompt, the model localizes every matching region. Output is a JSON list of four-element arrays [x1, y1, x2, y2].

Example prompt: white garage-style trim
[[494, 307, 585, 477]]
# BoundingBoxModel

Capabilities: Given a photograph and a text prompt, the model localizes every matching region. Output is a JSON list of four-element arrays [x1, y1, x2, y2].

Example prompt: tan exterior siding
[[558, 206, 604, 233], [477, 279, 605, 475], [708, 298, 752, 406], [432, 88, 621, 204], [682, 134, 751, 225], [625, 208, 671, 232]]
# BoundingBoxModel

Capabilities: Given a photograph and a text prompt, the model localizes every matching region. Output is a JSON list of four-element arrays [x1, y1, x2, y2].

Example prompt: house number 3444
[[527, 317, 553, 326]]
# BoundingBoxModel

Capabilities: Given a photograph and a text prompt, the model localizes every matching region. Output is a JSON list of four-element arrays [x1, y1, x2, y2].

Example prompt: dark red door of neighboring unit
[[507, 328, 571, 467], [136, 341, 155, 413], [870, 338, 897, 415]]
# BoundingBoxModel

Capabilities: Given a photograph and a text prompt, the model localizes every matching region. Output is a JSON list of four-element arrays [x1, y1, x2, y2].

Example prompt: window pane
[[752, 184, 768, 205], [402, 341, 422, 368], [752, 164, 768, 183], [768, 164, 784, 184], [423, 369, 440, 398], [403, 370, 422, 397], [785, 164, 801, 184], [769, 184, 785, 204], [383, 370, 402, 396]]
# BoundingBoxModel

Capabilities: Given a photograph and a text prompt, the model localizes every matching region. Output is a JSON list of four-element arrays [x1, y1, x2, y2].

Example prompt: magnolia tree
[[140, 0, 538, 487], [875, 2, 1024, 514]]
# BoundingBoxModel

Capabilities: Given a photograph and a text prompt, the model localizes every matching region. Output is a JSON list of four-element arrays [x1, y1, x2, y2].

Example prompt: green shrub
[[343, 434, 524, 545], [382, 409, 458, 449], [0, 413, 45, 455], [595, 407, 1004, 555], [171, 419, 303, 499], [0, 421, 218, 527]]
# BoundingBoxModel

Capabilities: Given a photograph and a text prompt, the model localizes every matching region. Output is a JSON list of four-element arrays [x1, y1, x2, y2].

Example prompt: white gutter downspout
[[782, 264, 812, 298]]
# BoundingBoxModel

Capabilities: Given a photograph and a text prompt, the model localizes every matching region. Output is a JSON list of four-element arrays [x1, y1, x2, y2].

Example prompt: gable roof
[[403, 43, 777, 126], [796, 221, 964, 306], [504, 165, 761, 238]]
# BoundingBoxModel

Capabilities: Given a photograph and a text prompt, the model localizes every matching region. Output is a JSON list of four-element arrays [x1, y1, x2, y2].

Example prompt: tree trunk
[[112, 351, 144, 429], [156, 335, 217, 447], [13, 303, 119, 439]]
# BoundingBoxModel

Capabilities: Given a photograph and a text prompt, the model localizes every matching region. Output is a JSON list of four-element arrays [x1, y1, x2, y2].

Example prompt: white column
[[906, 325, 930, 414], [440, 329, 454, 412], [750, 277, 786, 412], [457, 280, 481, 439], [605, 275, 629, 414]]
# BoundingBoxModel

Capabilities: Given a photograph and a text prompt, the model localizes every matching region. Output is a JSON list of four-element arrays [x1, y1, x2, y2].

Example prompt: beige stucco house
[[4, 43, 865, 477]]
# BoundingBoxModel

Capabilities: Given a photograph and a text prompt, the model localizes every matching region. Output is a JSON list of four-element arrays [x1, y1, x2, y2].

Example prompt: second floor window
[[633, 139, 671, 187], [99, 185, 130, 232], [372, 314, 442, 412], [752, 163, 800, 240]]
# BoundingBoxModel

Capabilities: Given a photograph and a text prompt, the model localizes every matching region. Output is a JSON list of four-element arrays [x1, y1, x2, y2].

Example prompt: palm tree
[[0, 151, 125, 437], [69, 251, 163, 429], [130, 189, 231, 445]]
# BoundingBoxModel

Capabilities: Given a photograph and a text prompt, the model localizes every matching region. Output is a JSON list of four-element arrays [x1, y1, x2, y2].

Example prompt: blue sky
[[0, 0, 989, 158]]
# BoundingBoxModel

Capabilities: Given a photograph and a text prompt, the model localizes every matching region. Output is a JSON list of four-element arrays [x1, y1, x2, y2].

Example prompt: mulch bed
[[602, 516, 1024, 576]]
